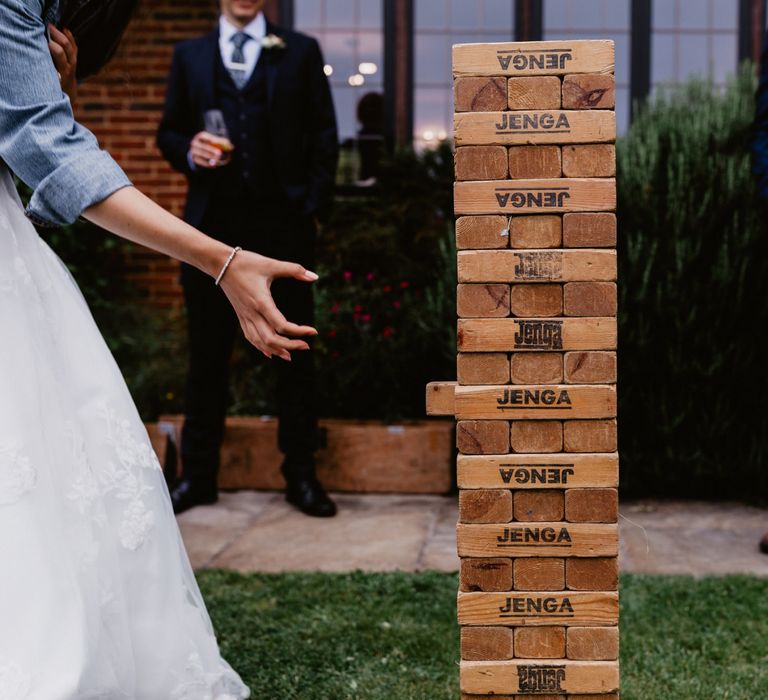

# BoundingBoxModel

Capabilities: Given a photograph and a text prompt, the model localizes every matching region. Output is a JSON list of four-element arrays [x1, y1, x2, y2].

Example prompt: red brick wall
[[74, 0, 281, 305]]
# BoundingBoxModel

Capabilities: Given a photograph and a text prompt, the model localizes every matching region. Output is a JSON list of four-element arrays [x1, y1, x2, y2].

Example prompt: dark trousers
[[179, 198, 318, 488]]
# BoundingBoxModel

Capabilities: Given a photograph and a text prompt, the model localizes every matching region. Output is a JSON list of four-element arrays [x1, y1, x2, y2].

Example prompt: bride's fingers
[[267, 259, 319, 283], [255, 296, 317, 338], [252, 314, 311, 359], [240, 317, 271, 358]]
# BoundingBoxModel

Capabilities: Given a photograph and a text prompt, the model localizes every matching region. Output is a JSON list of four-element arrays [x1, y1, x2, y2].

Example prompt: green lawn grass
[[198, 571, 768, 700]]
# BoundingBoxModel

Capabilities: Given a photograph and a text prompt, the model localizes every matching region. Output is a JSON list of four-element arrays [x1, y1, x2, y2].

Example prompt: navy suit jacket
[[753, 32, 768, 204], [156, 21, 339, 227]]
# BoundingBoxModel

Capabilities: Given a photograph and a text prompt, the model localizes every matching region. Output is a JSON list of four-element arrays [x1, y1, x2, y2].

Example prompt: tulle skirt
[[0, 166, 250, 699]]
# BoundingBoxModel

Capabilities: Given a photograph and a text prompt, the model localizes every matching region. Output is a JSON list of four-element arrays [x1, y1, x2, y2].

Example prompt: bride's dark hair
[[59, 0, 141, 80]]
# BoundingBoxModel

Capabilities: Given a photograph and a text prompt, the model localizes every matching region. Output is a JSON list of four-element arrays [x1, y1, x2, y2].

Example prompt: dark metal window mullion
[[630, 0, 652, 119]]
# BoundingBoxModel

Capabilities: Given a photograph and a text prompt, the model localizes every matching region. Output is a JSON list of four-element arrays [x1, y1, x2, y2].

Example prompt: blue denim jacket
[[0, 0, 131, 226]]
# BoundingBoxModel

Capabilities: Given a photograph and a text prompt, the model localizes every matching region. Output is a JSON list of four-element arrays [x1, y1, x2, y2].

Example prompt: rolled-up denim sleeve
[[0, 0, 132, 226]]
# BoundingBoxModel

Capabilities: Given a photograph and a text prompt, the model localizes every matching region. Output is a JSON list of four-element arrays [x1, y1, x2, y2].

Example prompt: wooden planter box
[[148, 416, 455, 494]]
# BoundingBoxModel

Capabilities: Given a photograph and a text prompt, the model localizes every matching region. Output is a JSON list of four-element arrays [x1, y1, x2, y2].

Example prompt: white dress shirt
[[219, 13, 267, 83]]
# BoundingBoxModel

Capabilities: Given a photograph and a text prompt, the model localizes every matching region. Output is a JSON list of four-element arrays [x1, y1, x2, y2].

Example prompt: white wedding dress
[[0, 166, 250, 699]]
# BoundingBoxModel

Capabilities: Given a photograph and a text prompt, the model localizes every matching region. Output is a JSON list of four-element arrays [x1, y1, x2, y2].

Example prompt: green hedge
[[616, 65, 768, 501]]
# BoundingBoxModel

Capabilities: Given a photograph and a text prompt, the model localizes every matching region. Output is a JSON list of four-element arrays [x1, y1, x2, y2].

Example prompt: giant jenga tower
[[428, 40, 619, 698]]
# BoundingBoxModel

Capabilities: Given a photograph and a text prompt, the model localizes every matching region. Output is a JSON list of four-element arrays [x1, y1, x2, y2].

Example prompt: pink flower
[[366, 272, 375, 281], [343, 271, 352, 281], [362, 314, 372, 323]]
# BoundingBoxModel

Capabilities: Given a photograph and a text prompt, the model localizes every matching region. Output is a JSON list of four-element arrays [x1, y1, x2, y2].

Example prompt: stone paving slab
[[176, 492, 768, 576]]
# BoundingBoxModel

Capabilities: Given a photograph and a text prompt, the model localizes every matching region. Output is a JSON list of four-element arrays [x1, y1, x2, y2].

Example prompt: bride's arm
[[84, 188, 318, 360]]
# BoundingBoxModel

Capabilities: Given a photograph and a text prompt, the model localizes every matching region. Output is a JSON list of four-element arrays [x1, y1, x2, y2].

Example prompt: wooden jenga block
[[458, 283, 511, 318], [508, 76, 562, 109], [457, 420, 510, 454], [452, 40, 615, 77], [457, 215, 510, 249], [461, 695, 516, 700], [454, 110, 616, 146], [454, 384, 617, 420], [565, 488, 618, 523], [563, 282, 617, 317], [514, 490, 564, 521], [457, 453, 620, 490], [515, 627, 566, 658], [454, 76, 508, 111], [562, 74, 615, 109], [566, 558, 619, 591], [563, 419, 617, 452], [458, 354, 511, 385], [461, 557, 514, 592], [456, 146, 509, 180], [567, 627, 619, 660], [514, 557, 565, 590], [461, 659, 619, 695], [460, 489, 514, 523], [564, 352, 617, 384], [454, 179, 616, 215], [567, 694, 619, 699], [457, 522, 619, 558], [562, 213, 616, 248], [510, 284, 563, 317], [509, 146, 562, 179], [510, 420, 563, 453], [511, 353, 564, 385], [510, 215, 562, 249], [458, 591, 619, 626], [562, 145, 616, 178], [461, 627, 515, 660], [425, 381, 456, 416], [459, 318, 617, 352], [458, 250, 617, 284]]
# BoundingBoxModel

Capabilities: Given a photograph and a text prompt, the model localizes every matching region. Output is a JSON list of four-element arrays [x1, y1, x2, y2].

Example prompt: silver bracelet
[[214, 246, 242, 286]]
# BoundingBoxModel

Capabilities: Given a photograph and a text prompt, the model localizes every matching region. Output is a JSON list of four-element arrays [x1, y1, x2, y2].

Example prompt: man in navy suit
[[157, 0, 339, 517]]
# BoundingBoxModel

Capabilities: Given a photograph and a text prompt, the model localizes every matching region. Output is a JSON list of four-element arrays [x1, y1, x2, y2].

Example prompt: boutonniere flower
[[261, 34, 286, 50]]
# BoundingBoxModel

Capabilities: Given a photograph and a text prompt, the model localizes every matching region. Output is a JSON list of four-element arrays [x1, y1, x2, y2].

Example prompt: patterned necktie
[[229, 31, 252, 89]]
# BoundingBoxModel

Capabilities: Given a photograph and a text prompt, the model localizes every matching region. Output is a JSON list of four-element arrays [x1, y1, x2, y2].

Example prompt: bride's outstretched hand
[[218, 251, 319, 361]]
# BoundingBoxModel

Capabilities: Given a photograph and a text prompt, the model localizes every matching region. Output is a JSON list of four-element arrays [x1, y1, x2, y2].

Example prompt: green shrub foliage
[[617, 65, 768, 501]]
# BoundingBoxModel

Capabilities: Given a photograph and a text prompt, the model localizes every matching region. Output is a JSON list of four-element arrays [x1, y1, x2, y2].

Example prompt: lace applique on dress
[[0, 440, 37, 506], [170, 652, 246, 700], [0, 657, 31, 700]]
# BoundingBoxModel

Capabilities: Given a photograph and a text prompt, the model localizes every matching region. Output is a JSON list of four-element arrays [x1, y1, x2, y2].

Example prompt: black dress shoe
[[285, 479, 337, 518], [170, 479, 218, 515]]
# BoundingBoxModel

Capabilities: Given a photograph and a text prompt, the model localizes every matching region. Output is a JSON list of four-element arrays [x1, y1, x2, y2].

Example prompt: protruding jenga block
[[452, 40, 615, 78], [426, 381, 456, 416], [514, 490, 564, 521], [562, 213, 617, 248], [563, 282, 617, 317], [511, 353, 564, 385], [460, 658, 620, 695], [458, 353, 511, 385], [461, 627, 515, 660], [562, 145, 616, 178], [510, 216, 562, 249], [564, 352, 617, 384], [455, 109, 615, 146], [565, 488, 618, 523], [514, 557, 565, 590], [562, 73, 615, 109], [456, 146, 509, 180], [458, 283, 511, 318], [457, 420, 510, 454], [460, 489, 514, 523], [457, 453, 620, 490], [515, 627, 566, 658], [459, 317, 617, 352], [454, 384, 617, 420], [567, 627, 619, 660], [457, 215, 510, 249], [508, 76, 562, 109], [510, 284, 563, 317], [563, 419, 617, 452], [566, 557, 619, 591], [510, 419, 563, 453], [454, 179, 616, 215], [458, 250, 617, 283], [455, 76, 508, 111], [460, 557, 514, 591], [457, 591, 619, 625], [509, 145, 562, 179]]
